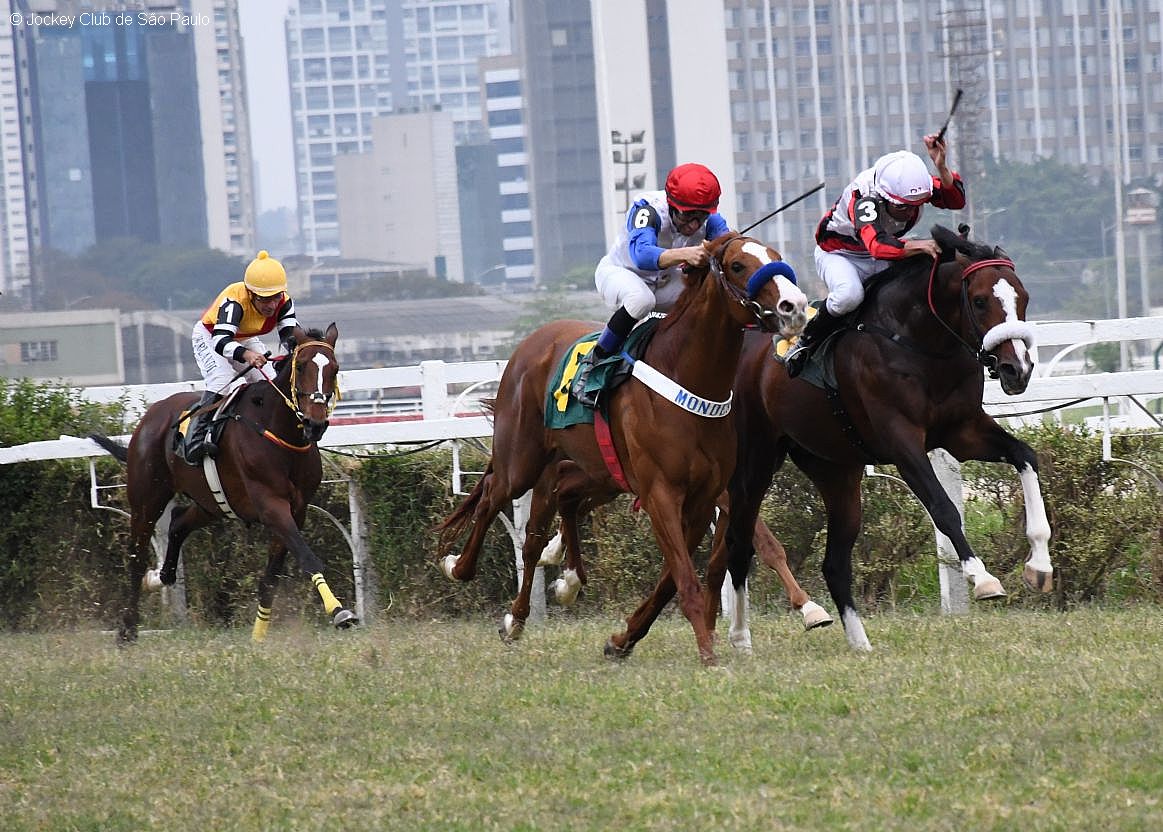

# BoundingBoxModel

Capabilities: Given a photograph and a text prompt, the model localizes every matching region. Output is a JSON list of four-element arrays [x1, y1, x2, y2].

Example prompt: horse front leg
[[893, 447, 1005, 601], [945, 419, 1053, 593], [255, 496, 357, 630], [703, 493, 755, 653], [606, 568, 676, 661], [252, 540, 288, 642], [632, 491, 716, 665]]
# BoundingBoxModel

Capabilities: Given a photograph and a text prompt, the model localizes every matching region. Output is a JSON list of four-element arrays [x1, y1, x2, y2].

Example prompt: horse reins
[[242, 339, 341, 451], [925, 256, 1017, 378], [712, 236, 798, 327]]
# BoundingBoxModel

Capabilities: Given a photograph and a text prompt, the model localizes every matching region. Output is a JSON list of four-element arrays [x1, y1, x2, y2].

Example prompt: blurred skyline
[[239, 0, 295, 213]]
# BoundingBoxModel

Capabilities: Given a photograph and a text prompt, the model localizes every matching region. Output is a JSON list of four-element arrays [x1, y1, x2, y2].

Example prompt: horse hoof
[[604, 638, 632, 661], [141, 570, 163, 591], [973, 578, 1007, 601], [727, 630, 753, 654], [536, 531, 565, 567], [499, 613, 524, 643], [1022, 565, 1054, 594], [332, 609, 359, 629], [552, 570, 582, 606], [800, 601, 834, 630], [440, 555, 459, 581]]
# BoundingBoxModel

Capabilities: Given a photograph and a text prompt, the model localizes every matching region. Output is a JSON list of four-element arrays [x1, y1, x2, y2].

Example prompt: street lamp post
[[611, 130, 646, 213]]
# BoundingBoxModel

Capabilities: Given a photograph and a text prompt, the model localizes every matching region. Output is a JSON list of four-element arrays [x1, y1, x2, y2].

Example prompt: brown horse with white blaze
[[90, 324, 356, 643], [435, 232, 807, 665]]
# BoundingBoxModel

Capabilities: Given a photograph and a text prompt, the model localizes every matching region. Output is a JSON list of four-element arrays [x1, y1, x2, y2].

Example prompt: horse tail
[[434, 460, 492, 556], [89, 433, 128, 464]]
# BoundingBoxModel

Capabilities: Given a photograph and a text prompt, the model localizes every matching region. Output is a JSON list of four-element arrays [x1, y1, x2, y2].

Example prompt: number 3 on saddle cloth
[[547, 319, 661, 429]]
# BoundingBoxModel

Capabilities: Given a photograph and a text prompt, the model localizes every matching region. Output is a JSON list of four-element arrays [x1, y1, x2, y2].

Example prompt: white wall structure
[[336, 109, 464, 282]]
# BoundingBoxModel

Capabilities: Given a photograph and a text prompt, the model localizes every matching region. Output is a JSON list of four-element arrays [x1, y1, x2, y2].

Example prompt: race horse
[[90, 324, 356, 643], [435, 231, 808, 665], [700, 224, 1054, 651]]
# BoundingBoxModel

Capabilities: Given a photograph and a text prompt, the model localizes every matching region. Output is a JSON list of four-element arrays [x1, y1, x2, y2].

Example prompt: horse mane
[[929, 224, 1006, 262]]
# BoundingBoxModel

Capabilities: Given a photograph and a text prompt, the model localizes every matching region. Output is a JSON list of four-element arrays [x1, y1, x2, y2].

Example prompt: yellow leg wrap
[[252, 606, 272, 642], [311, 573, 341, 616]]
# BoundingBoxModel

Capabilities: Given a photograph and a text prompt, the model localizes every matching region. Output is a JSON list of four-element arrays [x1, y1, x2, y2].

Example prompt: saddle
[[174, 387, 243, 465], [545, 317, 661, 430]]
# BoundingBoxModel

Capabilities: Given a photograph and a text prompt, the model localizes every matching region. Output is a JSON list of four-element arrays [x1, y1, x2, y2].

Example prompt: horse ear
[[325, 322, 338, 346]]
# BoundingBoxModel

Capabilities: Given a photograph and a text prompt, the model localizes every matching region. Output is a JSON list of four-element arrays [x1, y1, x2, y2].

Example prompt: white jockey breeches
[[191, 324, 274, 395], [595, 255, 685, 319], [814, 246, 895, 316]]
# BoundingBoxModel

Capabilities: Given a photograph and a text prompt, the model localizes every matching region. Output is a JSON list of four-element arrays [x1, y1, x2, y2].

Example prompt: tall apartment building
[[480, 54, 531, 285], [0, 5, 32, 296], [287, 0, 510, 258], [192, 0, 256, 256], [723, 0, 1163, 274]]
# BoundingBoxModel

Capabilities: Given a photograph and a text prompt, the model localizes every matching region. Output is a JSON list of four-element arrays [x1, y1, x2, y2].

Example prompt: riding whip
[[936, 88, 963, 142], [740, 182, 826, 235]]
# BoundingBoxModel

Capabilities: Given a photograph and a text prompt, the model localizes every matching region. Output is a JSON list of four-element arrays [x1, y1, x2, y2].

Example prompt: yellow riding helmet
[[244, 250, 287, 297]]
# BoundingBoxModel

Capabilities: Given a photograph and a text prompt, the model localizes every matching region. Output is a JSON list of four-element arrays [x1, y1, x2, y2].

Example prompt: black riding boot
[[571, 307, 637, 408], [184, 391, 223, 463], [785, 307, 842, 378]]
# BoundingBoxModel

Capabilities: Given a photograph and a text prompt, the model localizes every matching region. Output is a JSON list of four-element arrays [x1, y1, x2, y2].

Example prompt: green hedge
[[2, 379, 1160, 631]]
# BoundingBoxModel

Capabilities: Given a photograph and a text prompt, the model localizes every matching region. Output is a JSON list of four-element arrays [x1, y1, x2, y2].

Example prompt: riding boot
[[785, 307, 843, 378], [185, 391, 223, 462], [571, 307, 637, 408]]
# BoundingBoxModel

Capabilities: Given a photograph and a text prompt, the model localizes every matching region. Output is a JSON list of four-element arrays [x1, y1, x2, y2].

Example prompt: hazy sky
[[238, 0, 295, 213]]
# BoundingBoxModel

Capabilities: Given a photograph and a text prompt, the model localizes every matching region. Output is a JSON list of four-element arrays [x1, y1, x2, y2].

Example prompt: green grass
[[2, 607, 1162, 831]]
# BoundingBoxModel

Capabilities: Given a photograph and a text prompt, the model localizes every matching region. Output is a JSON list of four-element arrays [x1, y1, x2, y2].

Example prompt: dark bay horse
[[436, 232, 808, 665], [703, 224, 1053, 651], [91, 324, 356, 643]]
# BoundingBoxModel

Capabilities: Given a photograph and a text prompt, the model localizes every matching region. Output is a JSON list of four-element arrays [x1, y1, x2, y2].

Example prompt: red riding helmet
[[665, 163, 721, 213]]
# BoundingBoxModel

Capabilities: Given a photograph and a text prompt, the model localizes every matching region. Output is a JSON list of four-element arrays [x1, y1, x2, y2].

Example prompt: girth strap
[[202, 457, 240, 520], [593, 409, 632, 493]]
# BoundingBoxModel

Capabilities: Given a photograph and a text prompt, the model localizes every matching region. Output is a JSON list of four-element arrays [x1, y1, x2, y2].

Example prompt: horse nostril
[[777, 300, 797, 315]]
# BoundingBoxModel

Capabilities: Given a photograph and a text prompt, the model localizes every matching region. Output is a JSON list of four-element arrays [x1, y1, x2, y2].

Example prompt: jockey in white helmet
[[786, 133, 966, 378]]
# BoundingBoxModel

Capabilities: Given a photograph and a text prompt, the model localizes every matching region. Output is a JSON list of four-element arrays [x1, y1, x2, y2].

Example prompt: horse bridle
[[711, 236, 797, 327], [926, 256, 1028, 379], [268, 339, 341, 424]]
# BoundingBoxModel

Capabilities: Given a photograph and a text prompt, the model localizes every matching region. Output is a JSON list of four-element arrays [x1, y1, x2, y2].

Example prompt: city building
[[0, 0, 257, 302], [335, 108, 464, 281], [480, 54, 532, 286], [287, 0, 511, 258]]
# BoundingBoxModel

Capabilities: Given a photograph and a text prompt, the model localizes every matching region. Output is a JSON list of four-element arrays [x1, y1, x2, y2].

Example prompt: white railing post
[[349, 479, 372, 624], [930, 449, 970, 615], [419, 360, 451, 420]]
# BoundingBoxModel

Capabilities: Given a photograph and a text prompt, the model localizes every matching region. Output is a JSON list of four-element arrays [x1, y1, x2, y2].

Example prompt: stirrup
[[571, 355, 599, 406], [784, 341, 812, 377]]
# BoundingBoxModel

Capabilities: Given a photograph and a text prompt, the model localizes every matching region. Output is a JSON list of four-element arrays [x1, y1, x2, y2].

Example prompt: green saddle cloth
[[545, 320, 659, 430], [770, 302, 841, 391]]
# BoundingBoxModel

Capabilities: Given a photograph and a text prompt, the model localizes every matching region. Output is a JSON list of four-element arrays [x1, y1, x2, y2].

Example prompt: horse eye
[[973, 297, 987, 310], [731, 261, 744, 273]]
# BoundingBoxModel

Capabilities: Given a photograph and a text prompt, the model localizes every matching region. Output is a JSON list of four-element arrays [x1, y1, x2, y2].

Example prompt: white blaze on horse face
[[311, 352, 330, 392], [740, 240, 772, 264], [983, 278, 1035, 375]]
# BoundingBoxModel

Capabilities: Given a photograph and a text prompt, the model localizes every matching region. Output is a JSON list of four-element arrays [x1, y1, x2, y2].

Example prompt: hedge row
[[1, 381, 1160, 631]]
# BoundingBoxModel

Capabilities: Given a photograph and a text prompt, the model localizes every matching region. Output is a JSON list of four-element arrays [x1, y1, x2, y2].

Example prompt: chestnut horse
[[436, 232, 807, 665], [702, 225, 1054, 651], [90, 324, 356, 643]]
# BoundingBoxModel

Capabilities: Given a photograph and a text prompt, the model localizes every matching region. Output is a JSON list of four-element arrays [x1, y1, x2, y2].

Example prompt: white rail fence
[[1, 319, 1161, 623]]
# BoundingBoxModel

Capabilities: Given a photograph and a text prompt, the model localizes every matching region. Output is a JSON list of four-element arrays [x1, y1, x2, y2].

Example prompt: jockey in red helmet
[[571, 163, 732, 407], [785, 133, 966, 378]]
